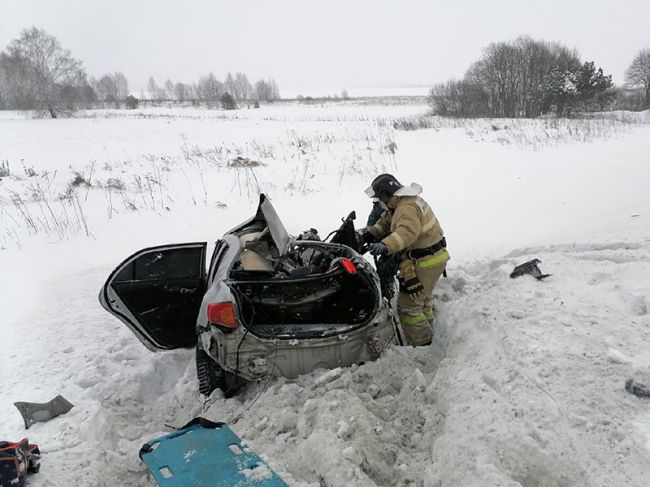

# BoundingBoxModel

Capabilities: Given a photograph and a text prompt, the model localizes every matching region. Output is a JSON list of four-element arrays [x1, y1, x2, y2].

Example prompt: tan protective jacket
[[368, 195, 444, 255]]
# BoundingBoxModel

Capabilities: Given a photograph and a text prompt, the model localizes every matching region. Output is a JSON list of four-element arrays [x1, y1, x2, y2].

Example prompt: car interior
[[227, 225, 378, 331]]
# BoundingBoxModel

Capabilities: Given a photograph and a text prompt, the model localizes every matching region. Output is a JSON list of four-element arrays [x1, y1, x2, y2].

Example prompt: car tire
[[196, 344, 226, 397]]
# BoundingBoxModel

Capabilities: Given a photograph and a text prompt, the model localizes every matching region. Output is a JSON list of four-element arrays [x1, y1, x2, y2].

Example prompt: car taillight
[[340, 258, 357, 275], [207, 302, 238, 328]]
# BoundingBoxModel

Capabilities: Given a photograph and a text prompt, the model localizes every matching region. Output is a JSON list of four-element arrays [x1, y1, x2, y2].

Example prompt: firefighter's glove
[[402, 276, 425, 298], [358, 228, 377, 244], [399, 259, 424, 298], [369, 242, 388, 256]]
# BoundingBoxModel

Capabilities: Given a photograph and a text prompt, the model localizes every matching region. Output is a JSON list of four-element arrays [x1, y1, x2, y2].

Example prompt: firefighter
[[361, 174, 449, 346]]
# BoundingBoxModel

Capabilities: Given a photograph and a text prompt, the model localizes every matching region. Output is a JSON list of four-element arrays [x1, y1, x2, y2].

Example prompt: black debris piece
[[625, 379, 650, 398], [510, 259, 551, 280]]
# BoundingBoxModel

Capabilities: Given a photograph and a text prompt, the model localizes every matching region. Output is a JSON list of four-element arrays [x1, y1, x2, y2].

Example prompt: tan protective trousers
[[396, 253, 448, 346]]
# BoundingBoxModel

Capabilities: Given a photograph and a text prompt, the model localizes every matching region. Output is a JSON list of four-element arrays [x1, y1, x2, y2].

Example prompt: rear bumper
[[200, 307, 396, 382]]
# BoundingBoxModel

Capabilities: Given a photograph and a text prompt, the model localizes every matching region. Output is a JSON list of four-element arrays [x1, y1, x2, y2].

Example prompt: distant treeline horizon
[[1, 27, 648, 117], [0, 27, 281, 114]]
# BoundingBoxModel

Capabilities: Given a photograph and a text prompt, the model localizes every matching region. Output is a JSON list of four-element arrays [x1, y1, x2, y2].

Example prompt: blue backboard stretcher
[[139, 418, 288, 487]]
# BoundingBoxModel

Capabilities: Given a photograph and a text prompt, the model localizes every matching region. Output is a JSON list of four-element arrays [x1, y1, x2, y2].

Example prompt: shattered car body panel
[[225, 194, 290, 255], [100, 194, 398, 393]]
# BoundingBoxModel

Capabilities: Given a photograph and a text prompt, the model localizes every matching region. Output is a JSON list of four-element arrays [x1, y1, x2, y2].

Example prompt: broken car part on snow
[[625, 379, 650, 398], [13, 395, 74, 429], [509, 258, 551, 280]]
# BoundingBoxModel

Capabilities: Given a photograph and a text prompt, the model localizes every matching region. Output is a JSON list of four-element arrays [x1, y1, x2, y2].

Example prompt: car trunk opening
[[228, 243, 380, 338]]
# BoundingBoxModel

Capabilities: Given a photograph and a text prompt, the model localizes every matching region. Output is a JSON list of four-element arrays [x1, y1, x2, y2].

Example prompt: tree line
[[429, 36, 650, 117], [0, 27, 281, 115], [145, 73, 280, 106]]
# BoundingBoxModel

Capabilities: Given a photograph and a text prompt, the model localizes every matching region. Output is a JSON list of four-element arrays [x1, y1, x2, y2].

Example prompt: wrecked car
[[99, 194, 399, 396]]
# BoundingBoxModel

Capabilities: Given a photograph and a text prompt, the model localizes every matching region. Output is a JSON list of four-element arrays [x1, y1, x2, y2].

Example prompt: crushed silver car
[[99, 194, 399, 396]]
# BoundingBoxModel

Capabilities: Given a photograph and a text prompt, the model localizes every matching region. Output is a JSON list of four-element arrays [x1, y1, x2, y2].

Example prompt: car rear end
[[197, 240, 397, 383]]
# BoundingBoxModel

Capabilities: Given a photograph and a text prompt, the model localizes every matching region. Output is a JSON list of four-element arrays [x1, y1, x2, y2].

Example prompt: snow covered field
[[1, 102, 650, 486]]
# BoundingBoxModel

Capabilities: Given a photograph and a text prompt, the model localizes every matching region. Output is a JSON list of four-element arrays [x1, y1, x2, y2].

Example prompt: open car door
[[99, 243, 207, 351]]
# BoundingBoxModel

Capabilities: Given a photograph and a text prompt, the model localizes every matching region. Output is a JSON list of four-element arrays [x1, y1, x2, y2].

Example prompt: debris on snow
[[13, 395, 74, 429], [229, 156, 265, 168], [312, 368, 344, 388], [626, 379, 650, 398], [608, 348, 633, 364], [509, 258, 551, 280]]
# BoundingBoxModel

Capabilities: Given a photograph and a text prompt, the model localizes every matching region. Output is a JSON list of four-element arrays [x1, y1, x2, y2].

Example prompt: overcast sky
[[2, 0, 649, 95]]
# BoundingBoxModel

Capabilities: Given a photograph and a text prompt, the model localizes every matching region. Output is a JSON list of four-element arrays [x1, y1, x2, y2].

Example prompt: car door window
[[114, 247, 204, 282]]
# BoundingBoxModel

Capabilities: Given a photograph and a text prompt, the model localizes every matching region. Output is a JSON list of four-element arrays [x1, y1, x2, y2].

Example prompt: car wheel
[[196, 344, 226, 397]]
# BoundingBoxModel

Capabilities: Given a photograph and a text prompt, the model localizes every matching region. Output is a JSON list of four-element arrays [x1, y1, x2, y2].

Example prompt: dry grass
[[393, 115, 647, 150]]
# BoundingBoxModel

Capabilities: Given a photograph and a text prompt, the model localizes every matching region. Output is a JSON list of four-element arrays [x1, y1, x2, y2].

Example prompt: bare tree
[[466, 41, 522, 117], [183, 83, 196, 101], [164, 78, 174, 100], [94, 74, 117, 102], [625, 48, 650, 109], [609, 86, 646, 111], [224, 73, 237, 99], [255, 79, 269, 101], [114, 72, 128, 100], [429, 80, 488, 117], [0, 53, 8, 109], [174, 82, 189, 102], [90, 72, 128, 106], [4, 27, 86, 116], [147, 76, 157, 100], [254, 78, 281, 102], [510, 37, 580, 116], [196, 73, 223, 106], [269, 78, 280, 100], [82, 84, 97, 106], [147, 76, 165, 101], [437, 36, 582, 118], [234, 72, 252, 101]]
